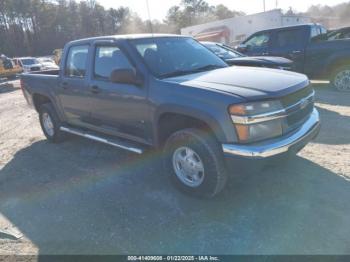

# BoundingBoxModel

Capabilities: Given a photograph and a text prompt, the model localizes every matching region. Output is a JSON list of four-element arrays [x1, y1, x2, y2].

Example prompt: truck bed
[[21, 69, 60, 106], [26, 69, 60, 76]]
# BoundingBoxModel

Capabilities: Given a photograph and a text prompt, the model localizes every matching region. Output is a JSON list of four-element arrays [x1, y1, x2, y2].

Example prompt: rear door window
[[65, 45, 89, 78], [275, 29, 302, 48]]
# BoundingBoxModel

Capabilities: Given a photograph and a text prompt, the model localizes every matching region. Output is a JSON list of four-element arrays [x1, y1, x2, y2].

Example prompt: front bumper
[[222, 108, 320, 159]]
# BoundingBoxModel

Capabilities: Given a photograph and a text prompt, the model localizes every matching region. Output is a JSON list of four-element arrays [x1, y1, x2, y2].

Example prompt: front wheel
[[163, 128, 228, 198], [331, 66, 350, 92]]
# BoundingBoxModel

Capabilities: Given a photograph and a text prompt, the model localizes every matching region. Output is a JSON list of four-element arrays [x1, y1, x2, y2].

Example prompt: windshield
[[327, 29, 350, 41], [21, 58, 39, 66], [130, 37, 227, 78], [205, 43, 243, 59]]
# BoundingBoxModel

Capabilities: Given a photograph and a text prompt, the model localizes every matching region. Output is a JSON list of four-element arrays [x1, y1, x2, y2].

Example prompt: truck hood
[[164, 66, 309, 101]]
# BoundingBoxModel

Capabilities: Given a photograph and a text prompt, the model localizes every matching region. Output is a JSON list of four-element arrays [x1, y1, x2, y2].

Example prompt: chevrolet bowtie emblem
[[300, 97, 309, 109]]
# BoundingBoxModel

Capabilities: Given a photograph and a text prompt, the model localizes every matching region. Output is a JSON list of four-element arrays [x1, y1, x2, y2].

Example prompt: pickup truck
[[21, 34, 320, 198], [237, 24, 350, 91]]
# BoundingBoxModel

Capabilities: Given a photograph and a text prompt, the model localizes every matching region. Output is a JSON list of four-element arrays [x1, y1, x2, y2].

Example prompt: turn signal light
[[235, 124, 249, 141]]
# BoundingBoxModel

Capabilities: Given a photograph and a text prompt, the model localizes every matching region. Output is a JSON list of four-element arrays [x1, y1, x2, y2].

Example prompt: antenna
[[146, 0, 154, 36], [263, 0, 266, 12]]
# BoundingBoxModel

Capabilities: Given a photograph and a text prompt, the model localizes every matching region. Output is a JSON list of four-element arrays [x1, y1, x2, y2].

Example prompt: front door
[[87, 43, 150, 143], [243, 31, 271, 56]]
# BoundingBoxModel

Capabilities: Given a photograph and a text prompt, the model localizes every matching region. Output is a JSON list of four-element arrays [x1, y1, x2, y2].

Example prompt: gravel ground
[[0, 79, 349, 256]]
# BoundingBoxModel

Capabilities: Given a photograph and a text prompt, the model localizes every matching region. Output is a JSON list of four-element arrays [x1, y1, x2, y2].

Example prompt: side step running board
[[60, 126, 144, 154]]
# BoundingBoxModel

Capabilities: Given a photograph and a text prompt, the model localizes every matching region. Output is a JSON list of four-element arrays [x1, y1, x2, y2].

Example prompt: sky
[[98, 0, 348, 21]]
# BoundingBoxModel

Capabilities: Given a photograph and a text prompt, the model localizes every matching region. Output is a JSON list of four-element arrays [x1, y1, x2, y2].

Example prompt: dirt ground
[[0, 79, 349, 256]]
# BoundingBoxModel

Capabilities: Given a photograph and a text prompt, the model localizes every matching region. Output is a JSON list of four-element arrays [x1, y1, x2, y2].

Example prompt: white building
[[181, 9, 311, 45]]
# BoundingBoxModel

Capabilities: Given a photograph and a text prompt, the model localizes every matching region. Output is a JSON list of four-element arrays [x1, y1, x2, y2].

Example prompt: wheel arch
[[154, 105, 227, 147], [325, 56, 350, 78], [32, 93, 52, 112]]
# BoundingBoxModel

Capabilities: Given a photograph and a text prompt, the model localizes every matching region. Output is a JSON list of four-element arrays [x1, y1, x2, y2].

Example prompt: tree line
[[1, 0, 350, 57], [0, 0, 244, 57]]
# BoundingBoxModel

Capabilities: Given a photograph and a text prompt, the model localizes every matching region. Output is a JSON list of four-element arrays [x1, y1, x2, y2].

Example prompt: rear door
[[269, 28, 306, 72], [242, 31, 271, 56], [56, 44, 92, 126], [87, 42, 150, 144]]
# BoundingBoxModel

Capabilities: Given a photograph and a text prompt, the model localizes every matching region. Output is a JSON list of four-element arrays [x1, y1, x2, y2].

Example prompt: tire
[[331, 66, 350, 92], [163, 128, 228, 198], [39, 103, 65, 143]]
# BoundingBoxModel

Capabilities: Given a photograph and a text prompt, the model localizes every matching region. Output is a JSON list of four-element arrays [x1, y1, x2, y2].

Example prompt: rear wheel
[[163, 128, 227, 198], [39, 103, 66, 143], [331, 66, 350, 92]]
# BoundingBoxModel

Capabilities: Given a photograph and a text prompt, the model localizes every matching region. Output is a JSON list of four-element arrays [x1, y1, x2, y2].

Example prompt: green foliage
[[165, 1, 245, 33], [0, 0, 134, 56]]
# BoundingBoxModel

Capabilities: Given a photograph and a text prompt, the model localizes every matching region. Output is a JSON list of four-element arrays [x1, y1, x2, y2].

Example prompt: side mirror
[[110, 68, 143, 86], [236, 44, 249, 53]]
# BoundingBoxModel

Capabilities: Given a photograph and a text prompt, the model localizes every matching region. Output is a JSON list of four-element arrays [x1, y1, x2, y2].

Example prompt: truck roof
[[68, 34, 189, 45], [254, 23, 324, 33]]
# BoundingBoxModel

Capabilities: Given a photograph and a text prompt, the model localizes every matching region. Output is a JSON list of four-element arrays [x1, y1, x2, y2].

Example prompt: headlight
[[229, 101, 285, 143]]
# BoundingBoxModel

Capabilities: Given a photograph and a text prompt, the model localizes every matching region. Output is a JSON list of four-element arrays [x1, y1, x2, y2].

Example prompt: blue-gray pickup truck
[[21, 34, 320, 197]]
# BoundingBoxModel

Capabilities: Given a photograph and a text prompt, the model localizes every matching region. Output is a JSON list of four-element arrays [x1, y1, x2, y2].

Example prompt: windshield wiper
[[160, 64, 226, 78], [160, 70, 193, 78], [192, 64, 226, 72]]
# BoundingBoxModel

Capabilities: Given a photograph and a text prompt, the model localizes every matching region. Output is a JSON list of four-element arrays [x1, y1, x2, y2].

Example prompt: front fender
[[154, 103, 234, 145]]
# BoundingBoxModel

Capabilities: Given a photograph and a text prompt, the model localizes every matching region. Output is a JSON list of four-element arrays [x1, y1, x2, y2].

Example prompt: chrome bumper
[[222, 108, 320, 159]]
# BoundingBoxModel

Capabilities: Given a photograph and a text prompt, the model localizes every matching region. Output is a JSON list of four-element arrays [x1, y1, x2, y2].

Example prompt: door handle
[[61, 82, 68, 89], [292, 50, 302, 54], [90, 85, 100, 94], [262, 52, 269, 56]]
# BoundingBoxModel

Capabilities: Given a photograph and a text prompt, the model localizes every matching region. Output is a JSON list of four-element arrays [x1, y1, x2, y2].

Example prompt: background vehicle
[[236, 24, 350, 91], [13, 57, 43, 73], [202, 41, 293, 70], [20, 35, 320, 198], [0, 55, 23, 79], [37, 57, 59, 70]]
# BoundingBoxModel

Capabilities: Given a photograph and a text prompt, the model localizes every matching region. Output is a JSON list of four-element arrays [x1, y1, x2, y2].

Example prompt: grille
[[281, 85, 315, 134], [281, 85, 313, 108], [286, 102, 314, 128], [30, 67, 40, 71]]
